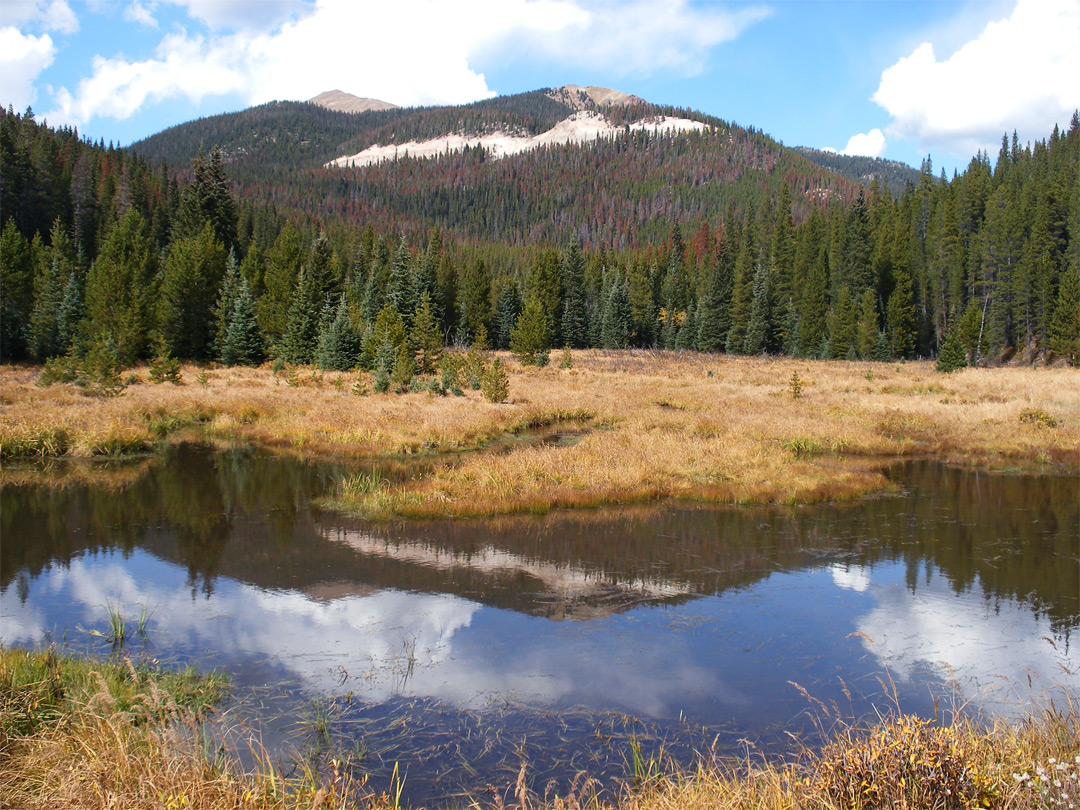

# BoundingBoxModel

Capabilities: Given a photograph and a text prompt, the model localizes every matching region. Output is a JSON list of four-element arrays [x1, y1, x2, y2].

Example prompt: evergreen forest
[[2, 100, 1078, 373]]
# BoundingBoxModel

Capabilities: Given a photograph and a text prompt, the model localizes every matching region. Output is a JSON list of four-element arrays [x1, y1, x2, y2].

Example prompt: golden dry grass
[[4, 647, 1077, 810], [3, 352, 1077, 517]]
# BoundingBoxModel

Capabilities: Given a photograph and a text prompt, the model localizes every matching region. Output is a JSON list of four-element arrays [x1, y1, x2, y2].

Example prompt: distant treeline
[[1, 105, 1077, 371]]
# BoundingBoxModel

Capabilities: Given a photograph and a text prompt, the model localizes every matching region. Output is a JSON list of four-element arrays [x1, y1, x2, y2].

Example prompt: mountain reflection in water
[[2, 443, 1077, 804]]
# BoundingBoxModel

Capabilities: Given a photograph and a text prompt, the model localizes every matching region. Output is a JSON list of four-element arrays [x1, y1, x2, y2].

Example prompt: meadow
[[2, 351, 1076, 518]]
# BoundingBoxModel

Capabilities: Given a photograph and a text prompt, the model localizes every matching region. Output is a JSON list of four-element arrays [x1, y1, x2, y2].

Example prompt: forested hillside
[[791, 147, 923, 197], [127, 89, 863, 247], [2, 103, 1077, 377]]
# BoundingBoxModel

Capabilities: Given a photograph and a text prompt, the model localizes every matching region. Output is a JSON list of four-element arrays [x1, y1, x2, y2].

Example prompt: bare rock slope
[[308, 89, 398, 114]]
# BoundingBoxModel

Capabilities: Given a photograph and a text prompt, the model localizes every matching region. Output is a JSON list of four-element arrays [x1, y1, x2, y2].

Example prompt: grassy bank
[[3, 352, 1077, 516], [2, 647, 1076, 809]]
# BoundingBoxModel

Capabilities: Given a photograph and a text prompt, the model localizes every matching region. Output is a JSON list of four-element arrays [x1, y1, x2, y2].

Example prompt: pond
[[2, 443, 1077, 805]]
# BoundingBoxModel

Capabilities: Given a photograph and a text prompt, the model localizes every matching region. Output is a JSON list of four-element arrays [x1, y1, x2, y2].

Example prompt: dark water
[[2, 443, 1078, 805]]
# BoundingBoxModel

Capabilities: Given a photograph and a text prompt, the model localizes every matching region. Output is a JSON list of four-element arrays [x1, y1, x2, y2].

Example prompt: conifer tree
[[258, 222, 305, 342], [674, 302, 697, 350], [410, 292, 443, 373], [560, 241, 588, 348], [887, 263, 917, 359], [171, 150, 238, 253], [316, 294, 359, 371], [743, 263, 770, 354], [84, 208, 158, 365], [390, 341, 415, 392], [829, 286, 857, 360], [481, 356, 509, 403], [418, 228, 442, 321], [221, 279, 263, 366], [725, 221, 756, 354], [0, 219, 34, 360], [696, 234, 733, 352], [214, 250, 241, 361], [600, 276, 633, 350], [459, 258, 491, 344], [510, 293, 550, 364], [56, 270, 83, 355], [492, 280, 522, 350], [387, 235, 416, 326], [362, 304, 407, 370], [527, 250, 562, 347], [436, 253, 457, 340], [280, 266, 321, 364], [158, 222, 227, 360], [856, 288, 878, 360], [28, 219, 76, 360], [936, 326, 967, 372], [1049, 260, 1080, 365]]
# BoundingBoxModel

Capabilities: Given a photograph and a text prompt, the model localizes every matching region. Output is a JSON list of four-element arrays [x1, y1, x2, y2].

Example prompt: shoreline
[[2, 352, 1076, 518]]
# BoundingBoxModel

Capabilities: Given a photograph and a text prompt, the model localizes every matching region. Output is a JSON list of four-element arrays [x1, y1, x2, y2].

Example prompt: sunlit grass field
[[2, 351, 1076, 517]]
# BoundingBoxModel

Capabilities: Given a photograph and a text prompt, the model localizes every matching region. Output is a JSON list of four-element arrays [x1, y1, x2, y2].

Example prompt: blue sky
[[2, 0, 1078, 174]]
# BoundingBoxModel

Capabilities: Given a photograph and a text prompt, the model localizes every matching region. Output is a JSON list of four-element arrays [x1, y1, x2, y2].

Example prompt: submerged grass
[[3, 353, 1077, 515]]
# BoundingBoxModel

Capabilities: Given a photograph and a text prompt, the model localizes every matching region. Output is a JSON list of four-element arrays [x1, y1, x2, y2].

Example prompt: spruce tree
[[829, 286, 857, 359], [84, 208, 158, 365], [0, 219, 34, 360], [936, 326, 967, 372], [560, 241, 588, 348], [1049, 260, 1080, 365], [510, 293, 550, 364], [481, 356, 509, 403], [258, 222, 305, 342], [725, 222, 756, 354], [600, 276, 633, 350], [887, 263, 917, 359], [158, 222, 228, 360], [459, 258, 491, 344], [492, 281, 522, 350], [856, 288, 878, 360], [390, 341, 415, 392], [743, 263, 770, 354], [221, 279, 263, 366], [28, 219, 76, 360], [387, 235, 416, 326], [798, 247, 829, 358], [214, 250, 241, 361], [280, 267, 320, 364], [362, 304, 407, 369], [316, 294, 359, 371], [674, 302, 697, 351], [410, 292, 443, 374], [55, 270, 83, 355]]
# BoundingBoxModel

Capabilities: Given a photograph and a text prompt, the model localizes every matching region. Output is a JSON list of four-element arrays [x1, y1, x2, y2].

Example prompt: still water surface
[[2, 444, 1077, 804]]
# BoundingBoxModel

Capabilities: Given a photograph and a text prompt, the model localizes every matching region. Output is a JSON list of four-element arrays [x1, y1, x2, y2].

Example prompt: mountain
[[4, 102, 1077, 368], [128, 85, 861, 246], [791, 146, 923, 196], [308, 89, 398, 114]]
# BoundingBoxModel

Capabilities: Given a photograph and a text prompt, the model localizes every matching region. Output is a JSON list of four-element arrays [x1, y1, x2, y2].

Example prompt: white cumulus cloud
[[838, 128, 886, 158], [124, 1, 159, 29], [0, 27, 56, 110], [873, 0, 1080, 157], [42, 0, 768, 132], [490, 0, 772, 76], [0, 0, 78, 34]]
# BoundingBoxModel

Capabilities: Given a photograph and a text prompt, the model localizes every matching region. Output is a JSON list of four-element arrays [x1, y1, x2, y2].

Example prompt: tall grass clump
[[0, 646, 375, 809]]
